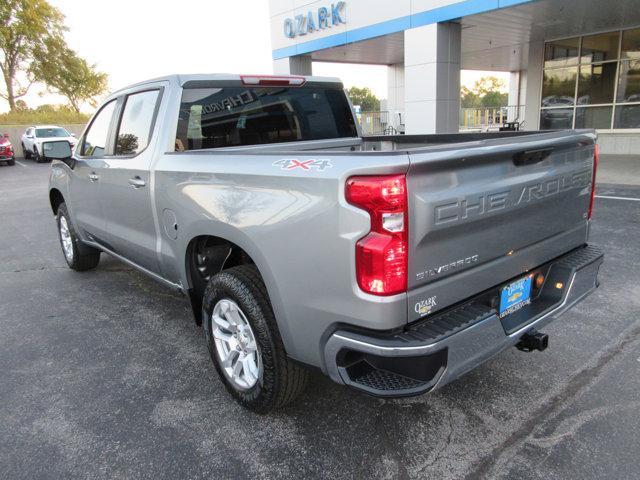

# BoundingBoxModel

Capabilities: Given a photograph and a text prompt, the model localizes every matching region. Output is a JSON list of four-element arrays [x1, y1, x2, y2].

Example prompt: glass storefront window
[[575, 106, 613, 128], [617, 60, 640, 103], [621, 28, 640, 60], [542, 67, 577, 107], [577, 63, 617, 104], [543, 28, 640, 130], [581, 31, 620, 63], [614, 105, 640, 128], [544, 38, 580, 68], [540, 108, 574, 130]]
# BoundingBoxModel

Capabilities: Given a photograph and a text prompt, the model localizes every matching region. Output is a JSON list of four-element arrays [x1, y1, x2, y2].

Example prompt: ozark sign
[[283, 2, 346, 38]]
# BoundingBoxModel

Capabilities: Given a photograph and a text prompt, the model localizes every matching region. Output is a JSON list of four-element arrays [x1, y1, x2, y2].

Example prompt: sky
[[9, 0, 509, 112]]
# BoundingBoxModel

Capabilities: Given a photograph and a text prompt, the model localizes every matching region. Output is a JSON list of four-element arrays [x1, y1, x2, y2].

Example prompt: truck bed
[[201, 130, 589, 154], [173, 129, 596, 327], [225, 129, 593, 318], [361, 131, 552, 151]]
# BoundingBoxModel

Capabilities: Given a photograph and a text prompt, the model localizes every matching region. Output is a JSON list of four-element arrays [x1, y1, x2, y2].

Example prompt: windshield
[[175, 85, 357, 150], [35, 127, 71, 138]]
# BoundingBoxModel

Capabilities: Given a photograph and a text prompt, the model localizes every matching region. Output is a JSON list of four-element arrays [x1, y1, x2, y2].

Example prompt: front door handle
[[88, 172, 99, 182], [128, 176, 146, 188]]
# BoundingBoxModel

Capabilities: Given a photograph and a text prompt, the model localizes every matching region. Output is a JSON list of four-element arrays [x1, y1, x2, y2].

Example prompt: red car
[[0, 134, 15, 166]]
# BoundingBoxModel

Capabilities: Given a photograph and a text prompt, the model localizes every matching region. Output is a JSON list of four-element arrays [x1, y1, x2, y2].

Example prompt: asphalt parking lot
[[1, 157, 639, 480]]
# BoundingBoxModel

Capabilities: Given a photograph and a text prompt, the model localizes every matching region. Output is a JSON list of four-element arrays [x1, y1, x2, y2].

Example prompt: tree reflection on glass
[[116, 133, 139, 155]]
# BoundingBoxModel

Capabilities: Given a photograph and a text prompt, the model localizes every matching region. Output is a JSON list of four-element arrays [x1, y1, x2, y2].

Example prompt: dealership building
[[269, 0, 640, 153]]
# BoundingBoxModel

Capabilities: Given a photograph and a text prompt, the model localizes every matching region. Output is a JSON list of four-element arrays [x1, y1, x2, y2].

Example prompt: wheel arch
[[185, 234, 257, 285], [49, 188, 65, 215], [182, 230, 295, 362], [183, 233, 281, 329]]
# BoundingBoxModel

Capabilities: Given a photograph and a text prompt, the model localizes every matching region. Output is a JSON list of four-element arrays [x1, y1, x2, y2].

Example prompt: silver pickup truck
[[47, 74, 603, 413]]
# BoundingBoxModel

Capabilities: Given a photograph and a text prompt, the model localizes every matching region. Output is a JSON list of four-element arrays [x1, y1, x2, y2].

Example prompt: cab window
[[115, 90, 160, 156], [81, 100, 117, 157], [175, 86, 357, 151]]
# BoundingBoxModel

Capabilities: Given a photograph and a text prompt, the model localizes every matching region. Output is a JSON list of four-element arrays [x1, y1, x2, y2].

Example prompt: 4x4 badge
[[273, 158, 333, 171]]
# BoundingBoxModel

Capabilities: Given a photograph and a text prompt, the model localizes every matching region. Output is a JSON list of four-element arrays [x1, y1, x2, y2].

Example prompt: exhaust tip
[[516, 330, 549, 352]]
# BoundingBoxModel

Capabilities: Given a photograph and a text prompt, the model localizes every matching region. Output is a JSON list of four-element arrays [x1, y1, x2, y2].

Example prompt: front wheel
[[56, 203, 101, 271], [33, 147, 40, 163], [203, 265, 308, 413]]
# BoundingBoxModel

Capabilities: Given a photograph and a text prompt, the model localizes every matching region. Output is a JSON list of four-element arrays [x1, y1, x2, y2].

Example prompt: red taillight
[[588, 144, 599, 219], [346, 174, 408, 296], [240, 75, 306, 87]]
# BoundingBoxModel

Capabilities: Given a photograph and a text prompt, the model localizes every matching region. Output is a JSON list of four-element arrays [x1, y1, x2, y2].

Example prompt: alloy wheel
[[211, 298, 261, 390], [59, 216, 74, 262]]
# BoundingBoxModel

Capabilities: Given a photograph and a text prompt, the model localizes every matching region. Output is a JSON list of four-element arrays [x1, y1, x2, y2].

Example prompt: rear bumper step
[[323, 244, 604, 397]]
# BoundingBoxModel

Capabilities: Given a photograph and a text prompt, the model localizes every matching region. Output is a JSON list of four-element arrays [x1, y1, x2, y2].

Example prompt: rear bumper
[[323, 245, 604, 397]]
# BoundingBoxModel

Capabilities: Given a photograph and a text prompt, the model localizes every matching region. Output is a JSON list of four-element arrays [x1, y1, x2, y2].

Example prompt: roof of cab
[[108, 73, 343, 96]]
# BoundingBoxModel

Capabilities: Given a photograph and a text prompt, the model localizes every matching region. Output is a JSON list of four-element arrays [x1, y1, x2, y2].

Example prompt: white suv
[[21, 125, 76, 162]]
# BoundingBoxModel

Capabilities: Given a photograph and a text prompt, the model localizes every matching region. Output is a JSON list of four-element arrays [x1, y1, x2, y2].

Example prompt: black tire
[[7, 158, 15, 166], [33, 147, 40, 162], [22, 144, 31, 159], [56, 203, 101, 271], [203, 265, 308, 413]]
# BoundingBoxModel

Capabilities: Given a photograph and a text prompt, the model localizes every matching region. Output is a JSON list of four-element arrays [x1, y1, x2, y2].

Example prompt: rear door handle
[[128, 176, 146, 188], [88, 173, 99, 182]]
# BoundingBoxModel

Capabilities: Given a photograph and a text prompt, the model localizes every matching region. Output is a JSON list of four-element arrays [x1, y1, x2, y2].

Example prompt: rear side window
[[81, 100, 116, 157], [175, 86, 357, 151], [115, 90, 160, 156]]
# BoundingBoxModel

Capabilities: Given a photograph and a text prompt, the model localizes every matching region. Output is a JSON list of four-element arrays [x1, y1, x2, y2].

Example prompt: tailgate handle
[[513, 147, 554, 166]]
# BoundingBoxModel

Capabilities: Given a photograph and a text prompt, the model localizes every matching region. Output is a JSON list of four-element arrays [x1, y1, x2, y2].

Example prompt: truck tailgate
[[406, 130, 596, 322]]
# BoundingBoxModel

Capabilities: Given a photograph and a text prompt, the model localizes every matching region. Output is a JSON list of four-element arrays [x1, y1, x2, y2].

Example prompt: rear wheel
[[22, 144, 31, 159], [7, 158, 15, 166], [56, 203, 101, 271], [203, 265, 308, 413]]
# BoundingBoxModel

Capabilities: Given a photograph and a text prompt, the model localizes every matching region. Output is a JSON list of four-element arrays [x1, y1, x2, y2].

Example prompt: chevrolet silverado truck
[[47, 74, 603, 413]]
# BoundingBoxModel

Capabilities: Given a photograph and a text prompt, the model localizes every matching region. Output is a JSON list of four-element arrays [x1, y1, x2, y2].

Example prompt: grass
[[0, 106, 89, 126]]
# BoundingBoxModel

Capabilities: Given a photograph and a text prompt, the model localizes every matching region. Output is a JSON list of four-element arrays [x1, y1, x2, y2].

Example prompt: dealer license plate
[[499, 275, 532, 318]]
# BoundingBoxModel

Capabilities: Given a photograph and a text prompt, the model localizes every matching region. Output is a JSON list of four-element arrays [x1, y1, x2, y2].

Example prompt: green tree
[[346, 86, 380, 112], [32, 37, 108, 112], [460, 76, 508, 108], [14, 98, 27, 110], [0, 0, 65, 110]]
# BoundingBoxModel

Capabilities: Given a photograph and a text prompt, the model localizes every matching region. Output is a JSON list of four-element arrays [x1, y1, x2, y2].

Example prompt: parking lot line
[[15, 160, 27, 167], [595, 195, 640, 202]]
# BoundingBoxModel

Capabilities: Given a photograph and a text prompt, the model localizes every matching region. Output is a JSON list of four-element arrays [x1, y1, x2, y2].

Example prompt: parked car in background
[[0, 134, 15, 166], [21, 125, 76, 162]]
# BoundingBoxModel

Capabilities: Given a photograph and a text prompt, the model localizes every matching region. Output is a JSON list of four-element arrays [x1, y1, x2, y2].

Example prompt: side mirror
[[42, 140, 72, 162], [71, 133, 76, 137]]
